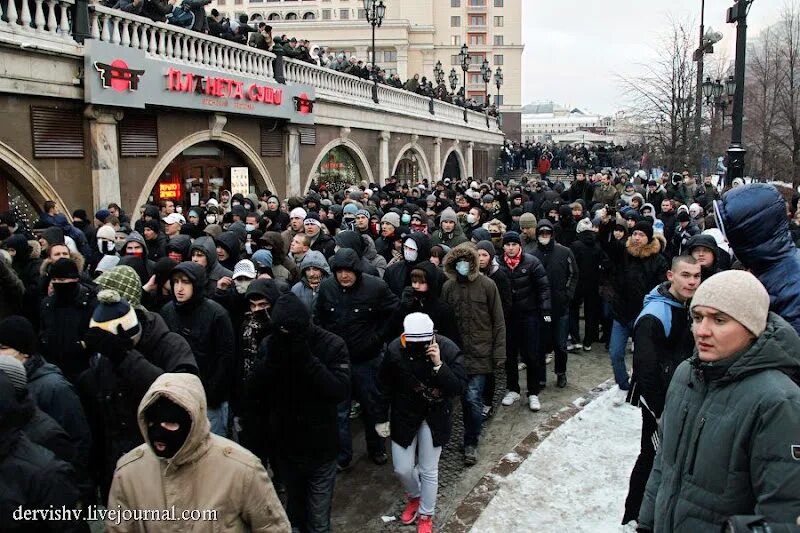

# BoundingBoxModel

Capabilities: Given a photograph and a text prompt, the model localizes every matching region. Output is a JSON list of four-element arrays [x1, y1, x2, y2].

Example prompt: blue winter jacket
[[715, 184, 800, 334]]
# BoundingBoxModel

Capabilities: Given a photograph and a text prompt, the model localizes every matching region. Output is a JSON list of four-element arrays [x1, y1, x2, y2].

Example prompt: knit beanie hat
[[519, 212, 537, 229], [153, 257, 178, 288], [96, 225, 116, 241], [95, 209, 111, 223], [439, 207, 458, 224], [631, 221, 654, 242], [502, 231, 522, 245], [690, 270, 770, 337], [343, 203, 359, 216], [677, 211, 691, 223], [90, 289, 141, 339], [0, 356, 27, 395], [290, 207, 307, 220], [0, 316, 36, 355], [96, 265, 143, 308], [233, 259, 257, 280], [304, 212, 323, 228], [403, 312, 434, 343], [251, 249, 274, 269], [475, 240, 496, 260], [576, 218, 594, 234], [356, 209, 370, 219], [48, 257, 80, 280], [204, 224, 223, 239], [381, 212, 401, 228]]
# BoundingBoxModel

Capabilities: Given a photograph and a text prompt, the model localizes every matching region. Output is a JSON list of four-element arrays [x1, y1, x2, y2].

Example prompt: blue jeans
[[281, 457, 337, 533], [391, 421, 441, 516], [336, 356, 385, 465], [609, 320, 633, 390], [208, 401, 229, 437], [461, 374, 487, 447]]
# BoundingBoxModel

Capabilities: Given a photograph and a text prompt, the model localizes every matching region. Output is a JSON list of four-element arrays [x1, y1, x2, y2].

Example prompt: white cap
[[163, 213, 185, 225], [403, 312, 434, 343], [290, 207, 307, 220], [232, 259, 257, 280]]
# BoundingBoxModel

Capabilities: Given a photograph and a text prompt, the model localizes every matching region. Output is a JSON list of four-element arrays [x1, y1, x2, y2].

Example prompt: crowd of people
[[1, 167, 799, 532], [500, 140, 652, 177]]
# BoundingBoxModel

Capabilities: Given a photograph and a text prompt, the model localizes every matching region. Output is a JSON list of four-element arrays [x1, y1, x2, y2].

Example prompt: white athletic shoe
[[528, 395, 541, 411], [613, 388, 628, 407], [501, 391, 521, 406]]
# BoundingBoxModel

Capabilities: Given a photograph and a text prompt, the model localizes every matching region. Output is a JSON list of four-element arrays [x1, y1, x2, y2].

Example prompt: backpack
[[168, 2, 195, 28]]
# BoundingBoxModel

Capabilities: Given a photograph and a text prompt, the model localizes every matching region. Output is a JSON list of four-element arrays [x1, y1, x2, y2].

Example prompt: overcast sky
[[521, 0, 785, 115]]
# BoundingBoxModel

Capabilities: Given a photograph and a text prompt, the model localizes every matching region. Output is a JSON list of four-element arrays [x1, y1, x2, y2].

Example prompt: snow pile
[[470, 387, 642, 533]]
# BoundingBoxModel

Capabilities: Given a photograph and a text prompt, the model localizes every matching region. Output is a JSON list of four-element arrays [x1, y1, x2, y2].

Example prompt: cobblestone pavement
[[330, 343, 627, 532]]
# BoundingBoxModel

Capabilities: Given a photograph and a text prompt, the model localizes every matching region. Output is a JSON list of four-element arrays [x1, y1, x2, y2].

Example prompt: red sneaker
[[400, 496, 420, 525], [417, 514, 433, 533]]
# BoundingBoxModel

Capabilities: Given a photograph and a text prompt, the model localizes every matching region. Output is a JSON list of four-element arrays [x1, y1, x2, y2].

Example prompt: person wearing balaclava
[[384, 233, 439, 297], [376, 312, 467, 533], [290, 250, 331, 316], [106, 373, 290, 532], [441, 243, 506, 467], [120, 231, 156, 285], [211, 259, 256, 336], [39, 257, 97, 383]]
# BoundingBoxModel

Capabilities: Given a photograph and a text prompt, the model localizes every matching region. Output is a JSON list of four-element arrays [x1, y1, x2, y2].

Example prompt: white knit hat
[[403, 312, 434, 343], [232, 259, 256, 280], [576, 218, 594, 234], [0, 355, 27, 394], [290, 207, 307, 220], [690, 270, 770, 337]]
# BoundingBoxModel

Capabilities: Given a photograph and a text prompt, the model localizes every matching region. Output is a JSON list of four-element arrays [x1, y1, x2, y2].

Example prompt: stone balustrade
[[0, 0, 76, 40]]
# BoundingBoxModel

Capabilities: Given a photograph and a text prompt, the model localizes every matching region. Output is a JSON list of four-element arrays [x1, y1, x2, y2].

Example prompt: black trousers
[[623, 407, 659, 524], [569, 288, 601, 347]]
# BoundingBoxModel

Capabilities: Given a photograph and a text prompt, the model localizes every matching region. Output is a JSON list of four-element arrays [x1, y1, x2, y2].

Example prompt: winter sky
[[521, 0, 785, 115]]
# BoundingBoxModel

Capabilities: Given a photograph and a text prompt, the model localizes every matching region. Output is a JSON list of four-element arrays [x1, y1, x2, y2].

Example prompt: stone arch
[[132, 130, 276, 214], [267, 12, 281, 20], [441, 144, 467, 181], [0, 140, 68, 214], [304, 137, 375, 194], [285, 12, 298, 20], [391, 142, 432, 183]]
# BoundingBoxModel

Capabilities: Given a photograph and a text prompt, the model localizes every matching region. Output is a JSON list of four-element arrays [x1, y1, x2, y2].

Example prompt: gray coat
[[290, 251, 331, 316]]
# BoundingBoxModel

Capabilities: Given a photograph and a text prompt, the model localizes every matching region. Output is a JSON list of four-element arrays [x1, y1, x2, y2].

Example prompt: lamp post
[[480, 58, 491, 108], [434, 60, 445, 86], [363, 0, 386, 104], [494, 66, 503, 127], [725, 0, 753, 186], [693, 0, 723, 176], [448, 68, 458, 92], [458, 43, 470, 123]]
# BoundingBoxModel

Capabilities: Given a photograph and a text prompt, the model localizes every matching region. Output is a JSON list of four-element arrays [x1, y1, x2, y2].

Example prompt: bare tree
[[772, 1, 800, 186], [619, 18, 698, 171]]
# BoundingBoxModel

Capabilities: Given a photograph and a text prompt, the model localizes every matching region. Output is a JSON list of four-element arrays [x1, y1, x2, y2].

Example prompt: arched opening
[[133, 132, 276, 216], [267, 12, 281, 20], [0, 167, 42, 229], [250, 13, 263, 22], [443, 149, 465, 181], [285, 12, 298, 20], [0, 141, 67, 221], [391, 143, 432, 184], [303, 11, 315, 20], [305, 138, 375, 194]]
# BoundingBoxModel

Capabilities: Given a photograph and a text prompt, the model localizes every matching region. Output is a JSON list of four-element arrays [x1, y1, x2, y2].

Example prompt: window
[[268, 12, 280, 19], [469, 14, 485, 26], [468, 33, 485, 45], [285, 12, 297, 19], [322, 8, 331, 19], [303, 11, 315, 19], [469, 73, 481, 84], [450, 16, 460, 27], [217, 0, 225, 4], [493, 16, 503, 26], [469, 53, 485, 64], [494, 0, 503, 6], [450, 54, 460, 65], [357, 8, 366, 19], [340, 8, 349, 19], [119, 112, 158, 157], [233, 0, 241, 4], [450, 35, 461, 46], [493, 54, 503, 65], [31, 107, 84, 158], [451, 0, 460, 6], [493, 34, 504, 45], [468, 0, 485, 6], [383, 50, 397, 62]]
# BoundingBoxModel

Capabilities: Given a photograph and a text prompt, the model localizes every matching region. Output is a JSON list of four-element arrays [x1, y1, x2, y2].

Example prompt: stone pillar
[[379, 130, 391, 186], [466, 141, 474, 179], [355, 45, 369, 62], [433, 137, 442, 181], [286, 126, 302, 197], [396, 45, 409, 81], [85, 105, 123, 213]]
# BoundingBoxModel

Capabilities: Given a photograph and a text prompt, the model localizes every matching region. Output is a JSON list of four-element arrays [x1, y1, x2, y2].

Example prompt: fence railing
[[0, 0, 76, 40]]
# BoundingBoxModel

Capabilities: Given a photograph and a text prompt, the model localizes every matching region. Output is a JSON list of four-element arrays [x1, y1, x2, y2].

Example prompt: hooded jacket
[[441, 245, 506, 374], [189, 236, 233, 297], [39, 281, 97, 382], [430, 211, 468, 249], [159, 262, 234, 408], [384, 233, 441, 297], [639, 313, 800, 532], [263, 197, 290, 232], [215, 231, 241, 272], [715, 184, 800, 334], [334, 230, 379, 277], [107, 373, 290, 532], [361, 234, 388, 278], [291, 250, 331, 314], [165, 234, 192, 262], [685, 234, 723, 281], [499, 249, 552, 315], [5, 235, 42, 327], [315, 249, 400, 364], [569, 230, 610, 294], [532, 220, 578, 315], [248, 294, 350, 462], [260, 231, 297, 283]]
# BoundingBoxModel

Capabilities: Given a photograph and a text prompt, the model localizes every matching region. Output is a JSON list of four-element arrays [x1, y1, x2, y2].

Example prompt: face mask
[[234, 279, 251, 294], [401, 214, 411, 224], [98, 240, 115, 254], [244, 242, 253, 255], [145, 397, 191, 459], [404, 341, 428, 359], [455, 260, 470, 277], [245, 224, 256, 232], [115, 241, 125, 253], [404, 248, 418, 262], [538, 236, 551, 246], [232, 201, 241, 207], [244, 203, 253, 212], [206, 215, 217, 224], [168, 251, 183, 262], [127, 249, 144, 258], [467, 214, 477, 225], [176, 206, 183, 214], [52, 281, 79, 302]]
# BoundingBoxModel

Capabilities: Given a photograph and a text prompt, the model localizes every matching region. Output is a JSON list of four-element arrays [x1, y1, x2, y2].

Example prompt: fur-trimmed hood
[[443, 243, 480, 281], [626, 235, 662, 259], [40, 249, 85, 277]]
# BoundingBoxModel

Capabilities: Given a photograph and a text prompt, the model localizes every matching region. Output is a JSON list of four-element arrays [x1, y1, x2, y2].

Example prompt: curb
[[440, 379, 617, 533]]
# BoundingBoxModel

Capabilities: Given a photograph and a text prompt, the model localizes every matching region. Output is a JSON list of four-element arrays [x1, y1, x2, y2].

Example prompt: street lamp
[[725, 0, 754, 186], [434, 60, 445, 86], [458, 43, 470, 122], [448, 68, 458, 92], [363, 0, 386, 103], [480, 58, 491, 107], [494, 66, 503, 127]]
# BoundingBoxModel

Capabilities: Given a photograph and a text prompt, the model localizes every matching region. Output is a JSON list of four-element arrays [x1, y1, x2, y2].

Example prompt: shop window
[[30, 106, 84, 158], [119, 112, 158, 157]]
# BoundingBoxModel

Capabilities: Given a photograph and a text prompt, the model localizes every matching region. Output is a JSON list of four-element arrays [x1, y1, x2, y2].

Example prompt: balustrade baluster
[[45, 0, 56, 33], [131, 22, 140, 49], [33, 0, 45, 31], [19, 0, 31, 30], [188, 37, 196, 62], [5, 0, 18, 26], [58, 0, 69, 34], [157, 28, 165, 55], [120, 20, 130, 47], [165, 32, 173, 58], [110, 16, 120, 44]]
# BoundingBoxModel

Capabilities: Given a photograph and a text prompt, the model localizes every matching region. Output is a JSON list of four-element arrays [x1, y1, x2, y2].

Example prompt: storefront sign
[[231, 167, 250, 197], [159, 182, 181, 200], [85, 40, 315, 124]]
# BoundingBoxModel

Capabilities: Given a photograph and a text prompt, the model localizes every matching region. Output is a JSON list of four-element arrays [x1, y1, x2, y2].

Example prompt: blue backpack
[[168, 2, 195, 28]]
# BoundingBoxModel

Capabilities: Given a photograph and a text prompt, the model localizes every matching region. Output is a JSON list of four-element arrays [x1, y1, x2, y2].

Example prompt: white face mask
[[403, 248, 418, 262], [234, 279, 251, 294], [455, 260, 470, 276], [245, 224, 256, 232], [538, 236, 551, 246], [232, 201, 241, 207], [98, 240, 114, 254], [176, 206, 183, 214], [467, 214, 477, 225], [206, 215, 217, 224]]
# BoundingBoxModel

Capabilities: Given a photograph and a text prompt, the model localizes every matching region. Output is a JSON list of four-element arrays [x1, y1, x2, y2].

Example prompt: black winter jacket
[[500, 252, 552, 315], [569, 231, 610, 294], [335, 230, 379, 277], [19, 394, 77, 469], [383, 233, 441, 297], [39, 284, 97, 382], [532, 225, 578, 315], [377, 335, 466, 448]]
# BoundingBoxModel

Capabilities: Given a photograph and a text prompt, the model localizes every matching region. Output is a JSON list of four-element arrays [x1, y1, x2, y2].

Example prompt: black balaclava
[[404, 340, 428, 360], [145, 396, 192, 459]]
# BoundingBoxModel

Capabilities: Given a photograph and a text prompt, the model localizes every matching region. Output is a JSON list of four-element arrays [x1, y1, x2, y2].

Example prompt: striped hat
[[96, 265, 142, 308], [0, 355, 27, 395], [403, 312, 434, 343]]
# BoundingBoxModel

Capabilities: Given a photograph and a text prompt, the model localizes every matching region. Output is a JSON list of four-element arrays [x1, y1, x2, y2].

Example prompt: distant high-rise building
[[210, 0, 523, 140]]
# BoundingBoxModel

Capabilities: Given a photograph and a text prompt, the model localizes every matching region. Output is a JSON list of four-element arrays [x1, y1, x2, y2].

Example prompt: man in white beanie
[[638, 270, 800, 533], [282, 207, 307, 249]]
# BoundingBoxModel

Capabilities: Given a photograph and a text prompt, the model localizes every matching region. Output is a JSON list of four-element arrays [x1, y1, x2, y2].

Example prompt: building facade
[[521, 102, 615, 144], [210, 0, 523, 141]]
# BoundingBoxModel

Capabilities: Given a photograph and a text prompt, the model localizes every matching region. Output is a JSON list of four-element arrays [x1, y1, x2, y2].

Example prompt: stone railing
[[0, 0, 77, 44]]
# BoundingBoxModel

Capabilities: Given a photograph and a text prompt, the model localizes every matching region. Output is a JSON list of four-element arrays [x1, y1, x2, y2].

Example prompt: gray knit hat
[[519, 212, 537, 229], [0, 355, 27, 394], [439, 207, 458, 224], [690, 270, 770, 337], [381, 212, 401, 228]]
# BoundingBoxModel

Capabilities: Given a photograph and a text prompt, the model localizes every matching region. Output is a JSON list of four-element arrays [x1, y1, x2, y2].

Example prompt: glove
[[400, 286, 416, 307], [542, 315, 552, 323], [83, 326, 133, 366], [375, 422, 390, 438]]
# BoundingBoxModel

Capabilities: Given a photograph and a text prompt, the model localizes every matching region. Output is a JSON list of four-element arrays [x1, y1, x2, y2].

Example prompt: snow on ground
[[470, 387, 642, 533]]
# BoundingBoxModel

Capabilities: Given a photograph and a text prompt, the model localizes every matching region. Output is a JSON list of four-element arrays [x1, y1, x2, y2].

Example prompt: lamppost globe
[[364, 0, 386, 103], [725, 75, 736, 97], [702, 76, 714, 100], [449, 68, 458, 92], [712, 79, 724, 99]]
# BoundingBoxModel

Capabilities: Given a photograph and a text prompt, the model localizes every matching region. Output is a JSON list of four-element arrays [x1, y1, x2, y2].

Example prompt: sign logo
[[94, 59, 145, 92], [294, 93, 314, 114]]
